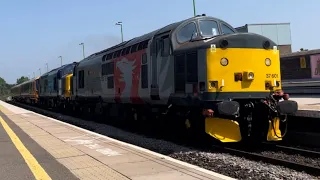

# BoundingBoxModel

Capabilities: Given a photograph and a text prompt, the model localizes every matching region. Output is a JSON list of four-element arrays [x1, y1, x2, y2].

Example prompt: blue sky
[[0, 0, 318, 84]]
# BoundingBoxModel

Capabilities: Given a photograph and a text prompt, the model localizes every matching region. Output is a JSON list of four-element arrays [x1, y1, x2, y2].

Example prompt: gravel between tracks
[[261, 151, 320, 168], [48, 113, 319, 180]]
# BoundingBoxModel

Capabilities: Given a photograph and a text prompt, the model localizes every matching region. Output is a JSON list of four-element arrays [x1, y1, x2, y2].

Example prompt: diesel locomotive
[[11, 14, 298, 143]]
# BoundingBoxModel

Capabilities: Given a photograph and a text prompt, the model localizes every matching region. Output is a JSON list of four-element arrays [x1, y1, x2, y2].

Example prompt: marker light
[[273, 46, 277, 53], [265, 58, 271, 66], [210, 81, 216, 88], [248, 72, 254, 79], [211, 44, 216, 52], [220, 58, 228, 66]]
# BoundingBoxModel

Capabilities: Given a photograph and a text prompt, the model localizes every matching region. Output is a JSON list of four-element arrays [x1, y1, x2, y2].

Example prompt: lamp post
[[39, 68, 41, 75], [115, 22, 124, 42], [58, 56, 62, 67], [79, 43, 85, 59], [193, 0, 196, 16]]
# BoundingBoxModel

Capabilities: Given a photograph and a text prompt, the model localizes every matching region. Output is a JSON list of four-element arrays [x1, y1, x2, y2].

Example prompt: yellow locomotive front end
[[202, 33, 298, 143], [207, 47, 281, 95]]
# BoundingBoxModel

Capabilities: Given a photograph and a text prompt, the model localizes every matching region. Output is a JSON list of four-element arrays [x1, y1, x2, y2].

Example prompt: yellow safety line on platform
[[0, 116, 51, 180]]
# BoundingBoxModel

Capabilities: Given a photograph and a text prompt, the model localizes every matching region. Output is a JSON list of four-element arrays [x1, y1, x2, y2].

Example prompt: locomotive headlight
[[209, 81, 216, 88], [247, 72, 254, 80], [265, 58, 271, 66], [220, 58, 228, 66]]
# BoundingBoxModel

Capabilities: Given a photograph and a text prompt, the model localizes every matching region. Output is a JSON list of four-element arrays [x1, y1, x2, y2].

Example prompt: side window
[[101, 64, 105, 75], [221, 24, 235, 35], [44, 79, 48, 92], [121, 49, 126, 56], [174, 54, 186, 92], [107, 76, 114, 89], [156, 39, 162, 55], [161, 36, 170, 57], [141, 53, 148, 89], [131, 44, 138, 53], [106, 53, 112, 60], [142, 40, 149, 49], [137, 42, 144, 51], [107, 62, 114, 89], [106, 62, 114, 75], [78, 70, 84, 88], [36, 80, 39, 92], [177, 23, 197, 43], [116, 50, 121, 57], [186, 52, 198, 82], [53, 77, 57, 90], [125, 46, 131, 54]]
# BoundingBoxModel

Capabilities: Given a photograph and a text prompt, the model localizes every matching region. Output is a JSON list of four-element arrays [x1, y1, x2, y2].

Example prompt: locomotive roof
[[11, 77, 36, 89], [40, 62, 76, 78], [92, 15, 231, 56]]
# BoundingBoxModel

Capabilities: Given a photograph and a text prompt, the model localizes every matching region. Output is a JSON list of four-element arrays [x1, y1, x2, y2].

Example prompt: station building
[[236, 23, 292, 55]]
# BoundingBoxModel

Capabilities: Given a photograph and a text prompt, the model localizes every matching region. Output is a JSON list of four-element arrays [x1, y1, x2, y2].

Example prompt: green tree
[[16, 76, 29, 84], [0, 77, 10, 100], [0, 77, 7, 93]]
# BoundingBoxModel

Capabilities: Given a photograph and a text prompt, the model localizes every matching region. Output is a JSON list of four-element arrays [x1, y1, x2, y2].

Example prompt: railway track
[[262, 142, 320, 158], [6, 100, 320, 177], [210, 144, 320, 176]]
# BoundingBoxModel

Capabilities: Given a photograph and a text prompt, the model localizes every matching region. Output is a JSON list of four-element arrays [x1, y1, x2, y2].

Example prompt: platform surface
[[290, 98, 320, 118], [0, 100, 233, 180], [0, 112, 78, 180]]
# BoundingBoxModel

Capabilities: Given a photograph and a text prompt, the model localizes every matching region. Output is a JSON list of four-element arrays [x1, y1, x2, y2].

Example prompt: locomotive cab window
[[199, 20, 220, 37], [177, 22, 198, 43], [221, 23, 235, 35]]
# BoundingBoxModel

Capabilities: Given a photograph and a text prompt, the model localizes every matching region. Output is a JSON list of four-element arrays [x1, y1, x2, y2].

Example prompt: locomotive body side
[[11, 83, 22, 101], [10, 77, 39, 104], [72, 55, 103, 109]]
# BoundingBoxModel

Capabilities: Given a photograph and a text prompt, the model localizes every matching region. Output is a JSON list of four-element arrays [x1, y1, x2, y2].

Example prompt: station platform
[[0, 100, 233, 180], [291, 98, 320, 118]]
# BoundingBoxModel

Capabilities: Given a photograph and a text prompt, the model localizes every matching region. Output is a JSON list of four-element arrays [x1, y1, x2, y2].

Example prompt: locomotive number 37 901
[[266, 74, 279, 78]]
